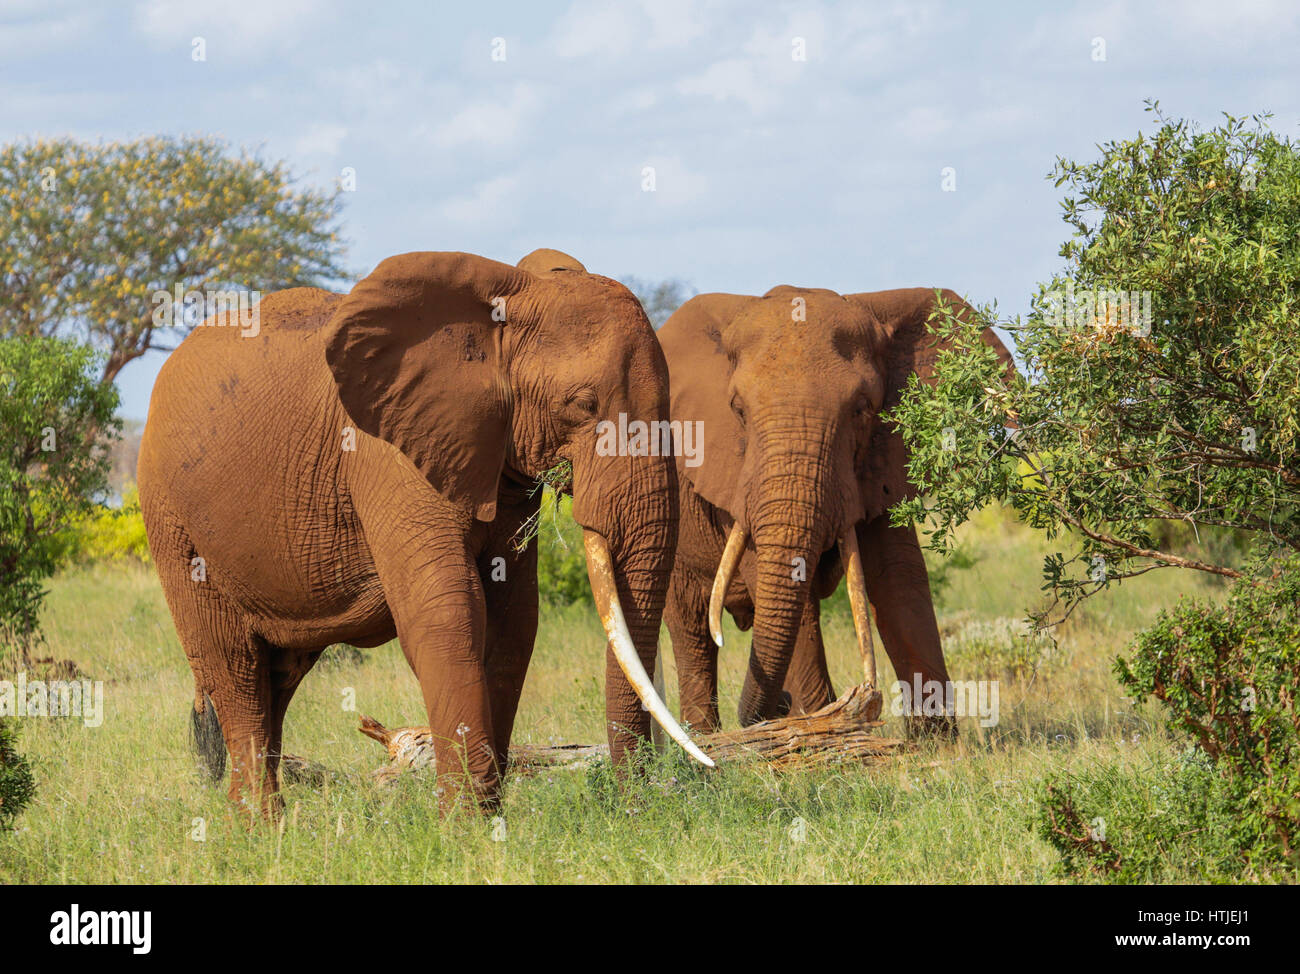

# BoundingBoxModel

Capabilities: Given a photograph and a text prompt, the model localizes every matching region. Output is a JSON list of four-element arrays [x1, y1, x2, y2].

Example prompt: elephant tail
[[190, 691, 226, 784]]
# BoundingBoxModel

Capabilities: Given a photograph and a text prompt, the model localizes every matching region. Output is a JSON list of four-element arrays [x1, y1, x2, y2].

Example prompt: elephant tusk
[[838, 526, 879, 690], [708, 523, 748, 648], [582, 530, 716, 768]]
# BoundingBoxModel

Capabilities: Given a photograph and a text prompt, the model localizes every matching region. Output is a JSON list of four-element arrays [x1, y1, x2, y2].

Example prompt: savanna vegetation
[[0, 136, 347, 382], [2, 109, 1298, 883], [0, 500, 1240, 883], [897, 104, 1300, 880]]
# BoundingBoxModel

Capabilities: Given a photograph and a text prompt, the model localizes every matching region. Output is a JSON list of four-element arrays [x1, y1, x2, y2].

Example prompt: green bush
[[533, 489, 592, 608], [942, 615, 1059, 681], [1034, 748, 1251, 882], [1037, 549, 1300, 880], [1116, 548, 1300, 867], [0, 718, 36, 829], [0, 336, 120, 659], [50, 484, 150, 567], [892, 105, 1300, 624]]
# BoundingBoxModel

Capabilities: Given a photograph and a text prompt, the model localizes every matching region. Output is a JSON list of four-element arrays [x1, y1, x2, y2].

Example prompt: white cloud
[[677, 58, 770, 112], [552, 0, 641, 58], [1021, 0, 1300, 64], [0, 84, 122, 128], [423, 84, 541, 149], [609, 86, 659, 114], [437, 174, 522, 226], [132, 0, 334, 57], [552, 0, 715, 58], [321, 59, 417, 117], [630, 155, 709, 208], [742, 8, 828, 62], [0, 2, 97, 58], [641, 0, 712, 49], [1159, 0, 1300, 35], [675, 9, 826, 114], [897, 105, 952, 142], [291, 122, 347, 159]]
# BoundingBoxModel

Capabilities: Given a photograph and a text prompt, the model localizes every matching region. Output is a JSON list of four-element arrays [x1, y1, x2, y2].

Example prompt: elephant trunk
[[738, 423, 836, 726], [583, 530, 711, 766], [575, 451, 711, 766]]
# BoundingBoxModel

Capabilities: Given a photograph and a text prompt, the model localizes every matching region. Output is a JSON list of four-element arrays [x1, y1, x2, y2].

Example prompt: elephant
[[658, 286, 1015, 732], [138, 248, 712, 817]]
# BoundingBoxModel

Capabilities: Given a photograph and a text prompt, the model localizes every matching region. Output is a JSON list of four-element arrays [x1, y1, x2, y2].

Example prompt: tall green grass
[[0, 506, 1230, 883]]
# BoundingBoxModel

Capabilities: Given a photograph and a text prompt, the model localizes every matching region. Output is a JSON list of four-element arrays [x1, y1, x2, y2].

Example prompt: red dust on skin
[[138, 248, 686, 817], [657, 286, 1015, 733]]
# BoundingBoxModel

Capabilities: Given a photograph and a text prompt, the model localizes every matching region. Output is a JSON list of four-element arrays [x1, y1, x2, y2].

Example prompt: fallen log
[[358, 682, 905, 783], [695, 683, 902, 768]]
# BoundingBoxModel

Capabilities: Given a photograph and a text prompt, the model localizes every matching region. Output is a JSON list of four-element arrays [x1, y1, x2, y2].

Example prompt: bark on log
[[695, 683, 901, 768]]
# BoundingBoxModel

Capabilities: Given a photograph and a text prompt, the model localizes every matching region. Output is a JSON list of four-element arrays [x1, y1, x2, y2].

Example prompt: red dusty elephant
[[139, 248, 711, 816], [658, 286, 1015, 733]]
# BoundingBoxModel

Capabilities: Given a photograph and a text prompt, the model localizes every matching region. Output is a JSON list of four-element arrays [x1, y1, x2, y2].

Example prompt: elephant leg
[[266, 646, 321, 782], [180, 610, 277, 814], [363, 506, 499, 812], [147, 505, 279, 815], [206, 633, 278, 814], [858, 516, 956, 739], [666, 568, 720, 732], [477, 489, 540, 773], [781, 596, 835, 715]]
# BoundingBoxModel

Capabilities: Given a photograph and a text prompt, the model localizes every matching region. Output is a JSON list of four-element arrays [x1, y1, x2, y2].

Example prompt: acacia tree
[[0, 136, 348, 383], [891, 103, 1300, 623]]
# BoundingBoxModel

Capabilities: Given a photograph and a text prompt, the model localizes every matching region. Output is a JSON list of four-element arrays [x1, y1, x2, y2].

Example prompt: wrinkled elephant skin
[[139, 249, 685, 816], [658, 287, 1015, 732]]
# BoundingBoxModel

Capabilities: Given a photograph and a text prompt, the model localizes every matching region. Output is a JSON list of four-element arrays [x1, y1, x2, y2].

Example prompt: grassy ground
[[0, 505, 1228, 883]]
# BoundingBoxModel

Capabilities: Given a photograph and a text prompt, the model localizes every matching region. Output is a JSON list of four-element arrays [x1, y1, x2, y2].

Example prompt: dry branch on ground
[[356, 683, 905, 783]]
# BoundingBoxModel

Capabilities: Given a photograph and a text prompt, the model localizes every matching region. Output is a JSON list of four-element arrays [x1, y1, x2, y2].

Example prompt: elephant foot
[[222, 738, 286, 823], [904, 714, 959, 743], [435, 768, 502, 816], [773, 690, 792, 718], [226, 778, 285, 826], [737, 690, 792, 727]]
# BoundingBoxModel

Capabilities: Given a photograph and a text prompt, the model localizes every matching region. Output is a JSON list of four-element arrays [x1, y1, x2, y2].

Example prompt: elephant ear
[[657, 292, 757, 515], [846, 288, 1017, 520], [324, 251, 532, 522]]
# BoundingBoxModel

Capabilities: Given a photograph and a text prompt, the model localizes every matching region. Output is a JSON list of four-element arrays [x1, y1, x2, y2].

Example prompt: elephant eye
[[729, 393, 746, 425], [567, 390, 599, 417]]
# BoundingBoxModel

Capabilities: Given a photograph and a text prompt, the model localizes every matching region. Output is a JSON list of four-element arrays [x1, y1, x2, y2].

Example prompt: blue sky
[[4, 0, 1298, 419]]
